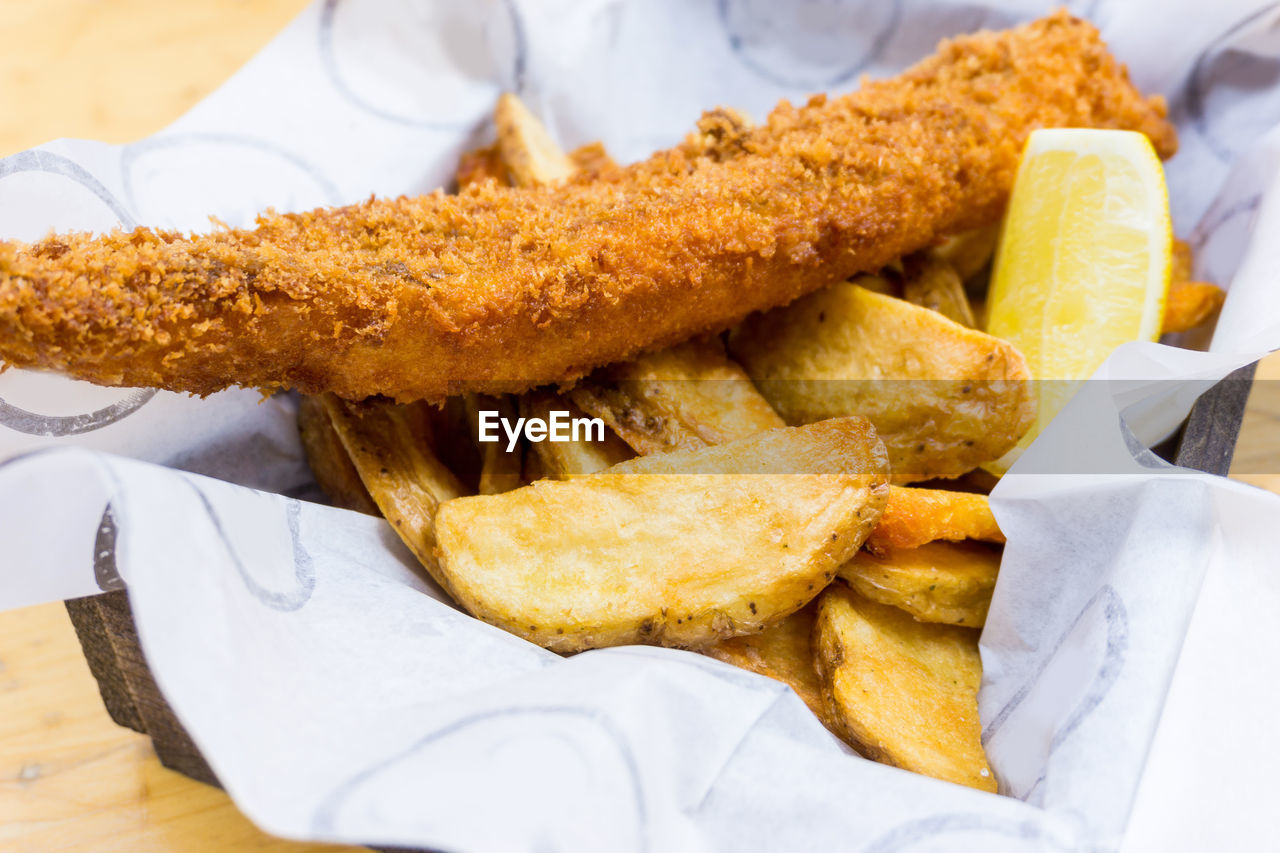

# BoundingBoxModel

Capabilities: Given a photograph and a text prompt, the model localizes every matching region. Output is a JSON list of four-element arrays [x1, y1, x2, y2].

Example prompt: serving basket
[[60, 364, 1258, 839]]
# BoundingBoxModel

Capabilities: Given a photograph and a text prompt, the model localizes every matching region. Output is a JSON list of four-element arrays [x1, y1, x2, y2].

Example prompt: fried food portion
[[704, 601, 836, 730], [838, 541, 1000, 627], [520, 389, 633, 477], [850, 269, 902, 298], [730, 284, 1035, 482], [1162, 280, 1225, 334], [934, 225, 1000, 282], [1160, 238, 1225, 333], [902, 250, 976, 327], [0, 13, 1175, 402], [455, 142, 508, 189], [494, 92, 575, 187], [868, 485, 1004, 552], [297, 395, 380, 516], [814, 584, 995, 791], [433, 418, 889, 653], [491, 101, 785, 456], [568, 336, 786, 454], [320, 394, 465, 595], [1157, 266, 1223, 333], [567, 141, 618, 180]]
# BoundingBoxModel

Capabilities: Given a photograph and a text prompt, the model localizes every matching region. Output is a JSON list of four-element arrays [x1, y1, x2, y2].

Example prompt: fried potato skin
[[934, 225, 1000, 282], [838, 540, 1000, 627], [0, 14, 1175, 402], [868, 486, 1004, 552], [297, 394, 380, 515], [814, 584, 996, 791], [704, 601, 837, 730], [321, 394, 465, 596], [433, 418, 889, 653], [568, 336, 785, 454], [902, 250, 976, 328], [495, 92, 576, 187], [730, 284, 1034, 482]]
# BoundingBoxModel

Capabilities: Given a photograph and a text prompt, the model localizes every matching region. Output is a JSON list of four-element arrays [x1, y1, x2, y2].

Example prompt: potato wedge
[[849, 269, 901, 298], [495, 92, 575, 187], [704, 601, 837, 731], [867, 486, 1004, 552], [321, 394, 465, 596], [434, 418, 889, 653], [729, 284, 1034, 482], [569, 336, 785, 455], [520, 390, 634, 478], [935, 225, 1000, 282], [298, 395, 380, 516], [837, 541, 1000, 627], [814, 584, 996, 791], [902, 250, 976, 328]]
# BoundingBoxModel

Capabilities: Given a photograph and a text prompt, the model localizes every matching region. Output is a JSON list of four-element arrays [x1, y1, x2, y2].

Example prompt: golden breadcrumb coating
[[0, 12, 1175, 402]]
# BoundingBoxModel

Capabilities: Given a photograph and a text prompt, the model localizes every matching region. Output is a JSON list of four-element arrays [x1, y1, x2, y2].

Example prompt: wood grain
[[0, 0, 314, 157], [1230, 351, 1280, 492]]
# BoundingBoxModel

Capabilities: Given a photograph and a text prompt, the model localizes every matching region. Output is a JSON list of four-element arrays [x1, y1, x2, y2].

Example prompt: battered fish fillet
[[0, 13, 1175, 403]]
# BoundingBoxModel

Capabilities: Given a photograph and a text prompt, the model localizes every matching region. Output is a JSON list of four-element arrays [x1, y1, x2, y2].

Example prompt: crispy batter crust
[[0, 12, 1175, 402]]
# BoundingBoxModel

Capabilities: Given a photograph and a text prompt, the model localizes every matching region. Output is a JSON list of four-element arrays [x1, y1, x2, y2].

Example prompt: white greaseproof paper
[[3, 1, 1280, 850]]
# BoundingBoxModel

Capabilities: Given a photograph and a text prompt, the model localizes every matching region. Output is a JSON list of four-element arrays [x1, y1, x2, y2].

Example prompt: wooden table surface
[[1, 2, 1277, 851]]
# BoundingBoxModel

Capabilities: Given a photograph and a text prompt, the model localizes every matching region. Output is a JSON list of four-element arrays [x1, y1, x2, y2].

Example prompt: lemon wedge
[[984, 128, 1172, 473]]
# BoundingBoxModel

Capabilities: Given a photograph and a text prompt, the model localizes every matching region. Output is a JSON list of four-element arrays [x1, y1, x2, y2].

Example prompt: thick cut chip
[[814, 584, 996, 791], [520, 389, 634, 478], [494, 92, 575, 187], [849, 269, 901, 298], [902, 250, 976, 328], [321, 394, 465, 596], [569, 336, 786, 455], [704, 601, 837, 731], [729, 284, 1034, 482], [298, 394, 379, 516], [838, 541, 1001, 627], [935, 225, 1000, 282], [434, 418, 889, 653], [867, 486, 1004, 552]]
